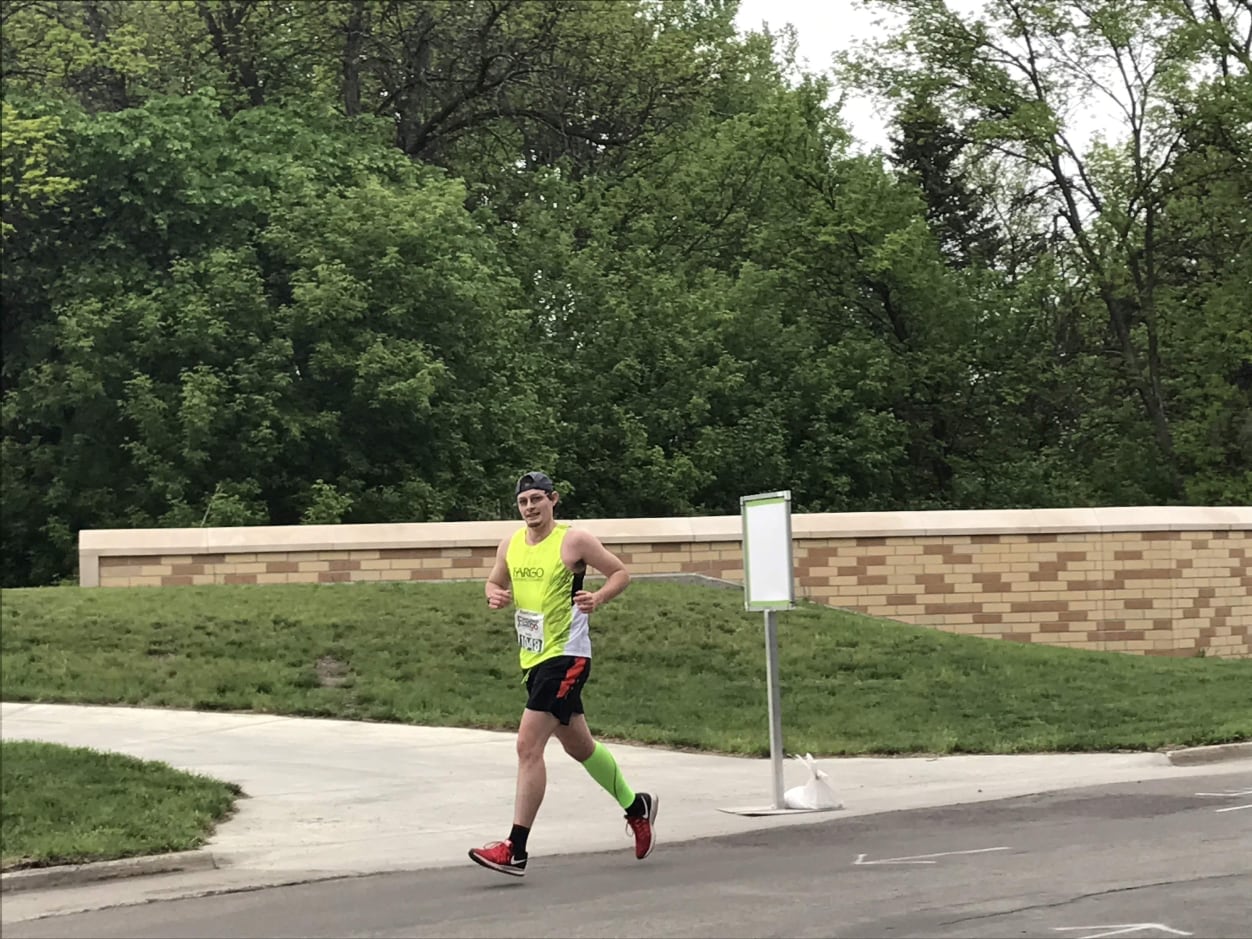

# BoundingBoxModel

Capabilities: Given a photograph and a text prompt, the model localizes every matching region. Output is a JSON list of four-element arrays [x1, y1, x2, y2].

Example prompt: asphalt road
[[8, 771, 1250, 939]]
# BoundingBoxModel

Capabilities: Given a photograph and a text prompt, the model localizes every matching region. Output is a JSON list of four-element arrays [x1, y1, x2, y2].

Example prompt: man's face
[[516, 489, 555, 527]]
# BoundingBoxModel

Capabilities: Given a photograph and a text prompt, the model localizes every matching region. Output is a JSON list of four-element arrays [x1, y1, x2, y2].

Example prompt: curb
[[1, 850, 217, 894], [1166, 742, 1252, 766]]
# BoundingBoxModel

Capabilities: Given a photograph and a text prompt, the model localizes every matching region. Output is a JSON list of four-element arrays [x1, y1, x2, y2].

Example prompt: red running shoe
[[625, 792, 659, 859], [468, 839, 526, 877]]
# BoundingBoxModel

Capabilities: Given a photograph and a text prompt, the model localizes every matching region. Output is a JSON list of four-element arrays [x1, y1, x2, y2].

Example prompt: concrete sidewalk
[[2, 701, 1248, 917]]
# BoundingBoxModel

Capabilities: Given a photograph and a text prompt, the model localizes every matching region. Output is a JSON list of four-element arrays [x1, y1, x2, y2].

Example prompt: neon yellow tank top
[[507, 524, 591, 670]]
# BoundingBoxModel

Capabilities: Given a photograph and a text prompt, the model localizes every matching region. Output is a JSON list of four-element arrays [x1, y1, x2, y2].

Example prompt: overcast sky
[[731, 0, 986, 152]]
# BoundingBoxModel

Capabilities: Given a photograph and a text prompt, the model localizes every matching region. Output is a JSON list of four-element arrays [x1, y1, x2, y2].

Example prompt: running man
[[468, 471, 658, 877]]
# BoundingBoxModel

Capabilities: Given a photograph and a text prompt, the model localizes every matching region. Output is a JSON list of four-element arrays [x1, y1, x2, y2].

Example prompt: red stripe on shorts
[[557, 657, 588, 699]]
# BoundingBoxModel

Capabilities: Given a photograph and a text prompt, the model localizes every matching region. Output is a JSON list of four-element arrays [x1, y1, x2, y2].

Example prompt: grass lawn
[[2, 580, 1249, 756], [0, 740, 239, 870]]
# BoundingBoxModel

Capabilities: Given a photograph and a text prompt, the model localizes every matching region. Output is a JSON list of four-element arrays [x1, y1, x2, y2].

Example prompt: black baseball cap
[[516, 471, 555, 495]]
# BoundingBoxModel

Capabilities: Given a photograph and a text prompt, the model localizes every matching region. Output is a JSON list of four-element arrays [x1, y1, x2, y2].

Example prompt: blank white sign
[[741, 491, 795, 610]]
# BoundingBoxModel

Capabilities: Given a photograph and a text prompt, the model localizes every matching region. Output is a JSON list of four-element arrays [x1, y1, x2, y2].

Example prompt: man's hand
[[573, 590, 600, 614], [486, 584, 512, 609]]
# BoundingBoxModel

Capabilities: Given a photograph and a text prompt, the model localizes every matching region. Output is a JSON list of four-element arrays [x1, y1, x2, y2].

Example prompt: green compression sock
[[580, 741, 637, 810]]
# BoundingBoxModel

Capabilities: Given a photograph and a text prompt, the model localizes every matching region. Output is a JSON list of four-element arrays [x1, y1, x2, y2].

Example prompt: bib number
[[515, 610, 544, 654]]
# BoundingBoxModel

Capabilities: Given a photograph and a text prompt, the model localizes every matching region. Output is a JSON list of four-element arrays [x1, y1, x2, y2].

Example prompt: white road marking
[[853, 846, 1010, 865], [1194, 788, 1252, 813], [1053, 924, 1193, 939]]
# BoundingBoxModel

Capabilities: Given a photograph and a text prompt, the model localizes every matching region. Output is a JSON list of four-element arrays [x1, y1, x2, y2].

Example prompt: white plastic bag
[[783, 752, 842, 810]]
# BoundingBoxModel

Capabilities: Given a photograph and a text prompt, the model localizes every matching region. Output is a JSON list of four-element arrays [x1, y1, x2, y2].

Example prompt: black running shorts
[[524, 655, 591, 725]]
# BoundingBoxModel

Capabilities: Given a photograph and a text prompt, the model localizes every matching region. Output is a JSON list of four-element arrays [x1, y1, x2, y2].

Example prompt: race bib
[[515, 610, 544, 654]]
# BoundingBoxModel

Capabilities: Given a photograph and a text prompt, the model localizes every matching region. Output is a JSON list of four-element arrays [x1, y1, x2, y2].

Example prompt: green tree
[[889, 89, 1004, 270], [1, 93, 553, 585], [844, 0, 1252, 503]]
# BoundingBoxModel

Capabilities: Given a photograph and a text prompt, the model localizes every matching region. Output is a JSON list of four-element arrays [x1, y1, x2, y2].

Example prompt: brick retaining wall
[[79, 507, 1251, 658]]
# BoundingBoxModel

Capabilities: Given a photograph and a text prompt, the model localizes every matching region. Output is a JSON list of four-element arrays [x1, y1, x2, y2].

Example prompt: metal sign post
[[762, 607, 785, 808], [740, 490, 795, 810]]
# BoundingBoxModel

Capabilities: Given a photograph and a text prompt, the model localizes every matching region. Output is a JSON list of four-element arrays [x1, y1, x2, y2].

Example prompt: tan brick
[[890, 545, 926, 556], [100, 565, 142, 577], [803, 565, 838, 577], [883, 604, 925, 616], [373, 547, 427, 560], [952, 581, 987, 594], [888, 563, 930, 576], [224, 562, 264, 574]]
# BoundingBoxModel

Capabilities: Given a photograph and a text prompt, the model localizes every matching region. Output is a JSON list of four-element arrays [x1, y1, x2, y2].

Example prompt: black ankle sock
[[625, 794, 645, 818], [509, 824, 530, 858]]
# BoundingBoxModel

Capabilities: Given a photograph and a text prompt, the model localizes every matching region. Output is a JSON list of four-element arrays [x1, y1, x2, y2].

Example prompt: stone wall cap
[[78, 505, 1251, 557], [796, 506, 1252, 537]]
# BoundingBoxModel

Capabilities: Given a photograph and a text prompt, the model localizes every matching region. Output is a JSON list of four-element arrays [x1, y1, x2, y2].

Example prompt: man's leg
[[469, 706, 558, 876], [556, 715, 634, 809], [514, 706, 559, 828], [553, 713, 595, 760], [556, 715, 659, 860]]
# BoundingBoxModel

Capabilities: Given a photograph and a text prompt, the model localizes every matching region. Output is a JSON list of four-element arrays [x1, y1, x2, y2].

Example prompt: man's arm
[[569, 530, 630, 614], [486, 538, 512, 609]]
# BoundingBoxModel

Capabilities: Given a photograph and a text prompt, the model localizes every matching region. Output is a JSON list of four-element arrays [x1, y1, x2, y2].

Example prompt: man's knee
[[517, 737, 545, 763], [560, 734, 594, 761], [517, 709, 556, 762], [556, 716, 595, 761]]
